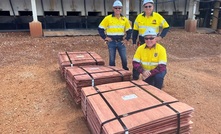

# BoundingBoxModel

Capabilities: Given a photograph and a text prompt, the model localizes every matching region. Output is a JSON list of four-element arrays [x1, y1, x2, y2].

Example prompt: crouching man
[[132, 27, 167, 89]]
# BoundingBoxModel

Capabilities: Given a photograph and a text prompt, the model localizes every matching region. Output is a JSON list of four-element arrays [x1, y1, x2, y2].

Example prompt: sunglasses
[[114, 7, 122, 10], [144, 5, 152, 8], [144, 37, 155, 40]]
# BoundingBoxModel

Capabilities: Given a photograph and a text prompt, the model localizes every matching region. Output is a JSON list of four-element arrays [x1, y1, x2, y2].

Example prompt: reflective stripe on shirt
[[133, 12, 169, 36], [98, 14, 132, 36]]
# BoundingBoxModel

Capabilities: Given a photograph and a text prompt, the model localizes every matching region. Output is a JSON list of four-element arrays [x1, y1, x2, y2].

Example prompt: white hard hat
[[113, 0, 123, 7], [143, 0, 154, 5], [143, 28, 157, 36]]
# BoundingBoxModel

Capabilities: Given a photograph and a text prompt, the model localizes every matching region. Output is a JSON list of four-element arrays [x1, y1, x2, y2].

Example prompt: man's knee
[[154, 72, 166, 89]]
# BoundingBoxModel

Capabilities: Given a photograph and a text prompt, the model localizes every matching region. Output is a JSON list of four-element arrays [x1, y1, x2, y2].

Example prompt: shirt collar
[[112, 13, 123, 17], [145, 43, 156, 49], [142, 12, 153, 17]]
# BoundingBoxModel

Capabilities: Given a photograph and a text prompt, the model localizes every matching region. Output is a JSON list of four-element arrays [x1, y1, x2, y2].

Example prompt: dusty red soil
[[0, 28, 221, 134]]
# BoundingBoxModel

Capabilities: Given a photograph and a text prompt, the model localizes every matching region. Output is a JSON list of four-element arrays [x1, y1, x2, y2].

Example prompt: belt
[[112, 38, 123, 42]]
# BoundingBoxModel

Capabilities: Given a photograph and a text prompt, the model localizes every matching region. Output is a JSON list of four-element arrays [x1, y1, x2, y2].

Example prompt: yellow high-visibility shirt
[[133, 43, 167, 71], [98, 14, 131, 36], [133, 12, 169, 36]]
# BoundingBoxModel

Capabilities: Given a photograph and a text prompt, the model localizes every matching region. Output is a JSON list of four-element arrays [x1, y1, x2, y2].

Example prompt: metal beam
[[9, 0, 15, 16], [103, 0, 106, 16], [184, 0, 187, 15], [40, 0, 45, 16], [61, 0, 65, 16], [31, 0, 38, 21], [139, 0, 142, 13], [156, 0, 158, 12], [60, 0, 66, 29], [84, 0, 87, 28]]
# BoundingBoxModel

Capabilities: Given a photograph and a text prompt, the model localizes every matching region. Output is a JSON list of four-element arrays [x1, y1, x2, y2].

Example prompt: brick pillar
[[29, 21, 43, 37], [185, 19, 197, 32]]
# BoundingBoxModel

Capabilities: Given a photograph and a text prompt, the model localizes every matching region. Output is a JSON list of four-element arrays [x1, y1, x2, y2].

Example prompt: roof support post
[[30, 0, 43, 37], [211, 1, 220, 30], [31, 0, 38, 22], [122, 0, 130, 19], [185, 0, 197, 32]]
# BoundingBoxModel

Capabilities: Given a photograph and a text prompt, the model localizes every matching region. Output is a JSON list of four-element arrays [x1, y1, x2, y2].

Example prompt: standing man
[[98, 0, 132, 70], [133, 27, 167, 89], [132, 0, 170, 80]]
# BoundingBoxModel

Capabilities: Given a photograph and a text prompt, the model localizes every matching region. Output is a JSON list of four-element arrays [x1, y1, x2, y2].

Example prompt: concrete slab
[[43, 29, 99, 37], [196, 28, 216, 34]]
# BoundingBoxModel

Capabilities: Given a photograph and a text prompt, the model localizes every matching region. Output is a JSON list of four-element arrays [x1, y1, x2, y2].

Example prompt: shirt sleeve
[[132, 47, 144, 74], [150, 64, 166, 76], [133, 61, 144, 74], [125, 18, 132, 31], [98, 16, 108, 29], [132, 30, 139, 44], [98, 16, 108, 40], [125, 18, 132, 40], [150, 46, 167, 76], [98, 27, 106, 40], [125, 29, 132, 41], [159, 14, 169, 29], [133, 15, 139, 31], [159, 27, 170, 38]]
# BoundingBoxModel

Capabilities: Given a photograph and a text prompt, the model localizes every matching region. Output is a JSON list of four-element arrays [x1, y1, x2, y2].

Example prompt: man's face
[[144, 35, 156, 48], [113, 6, 122, 15], [143, 3, 154, 14]]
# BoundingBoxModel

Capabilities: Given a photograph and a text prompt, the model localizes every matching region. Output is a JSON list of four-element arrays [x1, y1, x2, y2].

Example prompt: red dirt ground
[[0, 28, 220, 134]]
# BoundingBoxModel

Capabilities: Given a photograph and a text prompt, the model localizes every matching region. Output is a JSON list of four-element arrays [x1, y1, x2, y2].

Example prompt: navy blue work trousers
[[143, 70, 167, 89], [108, 41, 129, 70]]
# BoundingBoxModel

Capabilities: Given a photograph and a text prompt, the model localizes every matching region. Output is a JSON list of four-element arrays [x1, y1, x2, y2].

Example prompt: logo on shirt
[[152, 20, 156, 24], [154, 53, 158, 57]]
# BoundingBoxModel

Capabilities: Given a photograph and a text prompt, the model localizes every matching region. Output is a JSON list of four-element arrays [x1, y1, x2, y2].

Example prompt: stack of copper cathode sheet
[[81, 80, 194, 134], [65, 65, 131, 104], [57, 51, 105, 78]]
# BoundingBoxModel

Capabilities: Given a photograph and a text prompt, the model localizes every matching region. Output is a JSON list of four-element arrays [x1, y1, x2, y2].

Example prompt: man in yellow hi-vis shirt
[[98, 0, 132, 70], [132, 0, 169, 80], [133, 27, 167, 89]]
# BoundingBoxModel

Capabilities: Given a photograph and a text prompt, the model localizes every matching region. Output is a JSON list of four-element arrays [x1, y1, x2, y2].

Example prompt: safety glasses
[[114, 7, 122, 10], [144, 5, 152, 8], [144, 37, 155, 40]]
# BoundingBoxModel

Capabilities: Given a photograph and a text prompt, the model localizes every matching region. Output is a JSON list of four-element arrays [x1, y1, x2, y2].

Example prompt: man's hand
[[142, 70, 151, 80], [104, 37, 112, 45], [122, 39, 129, 46], [104, 37, 112, 42]]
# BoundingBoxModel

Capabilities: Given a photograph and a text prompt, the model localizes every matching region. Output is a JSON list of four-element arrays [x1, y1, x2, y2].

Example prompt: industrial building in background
[[0, 0, 220, 32]]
